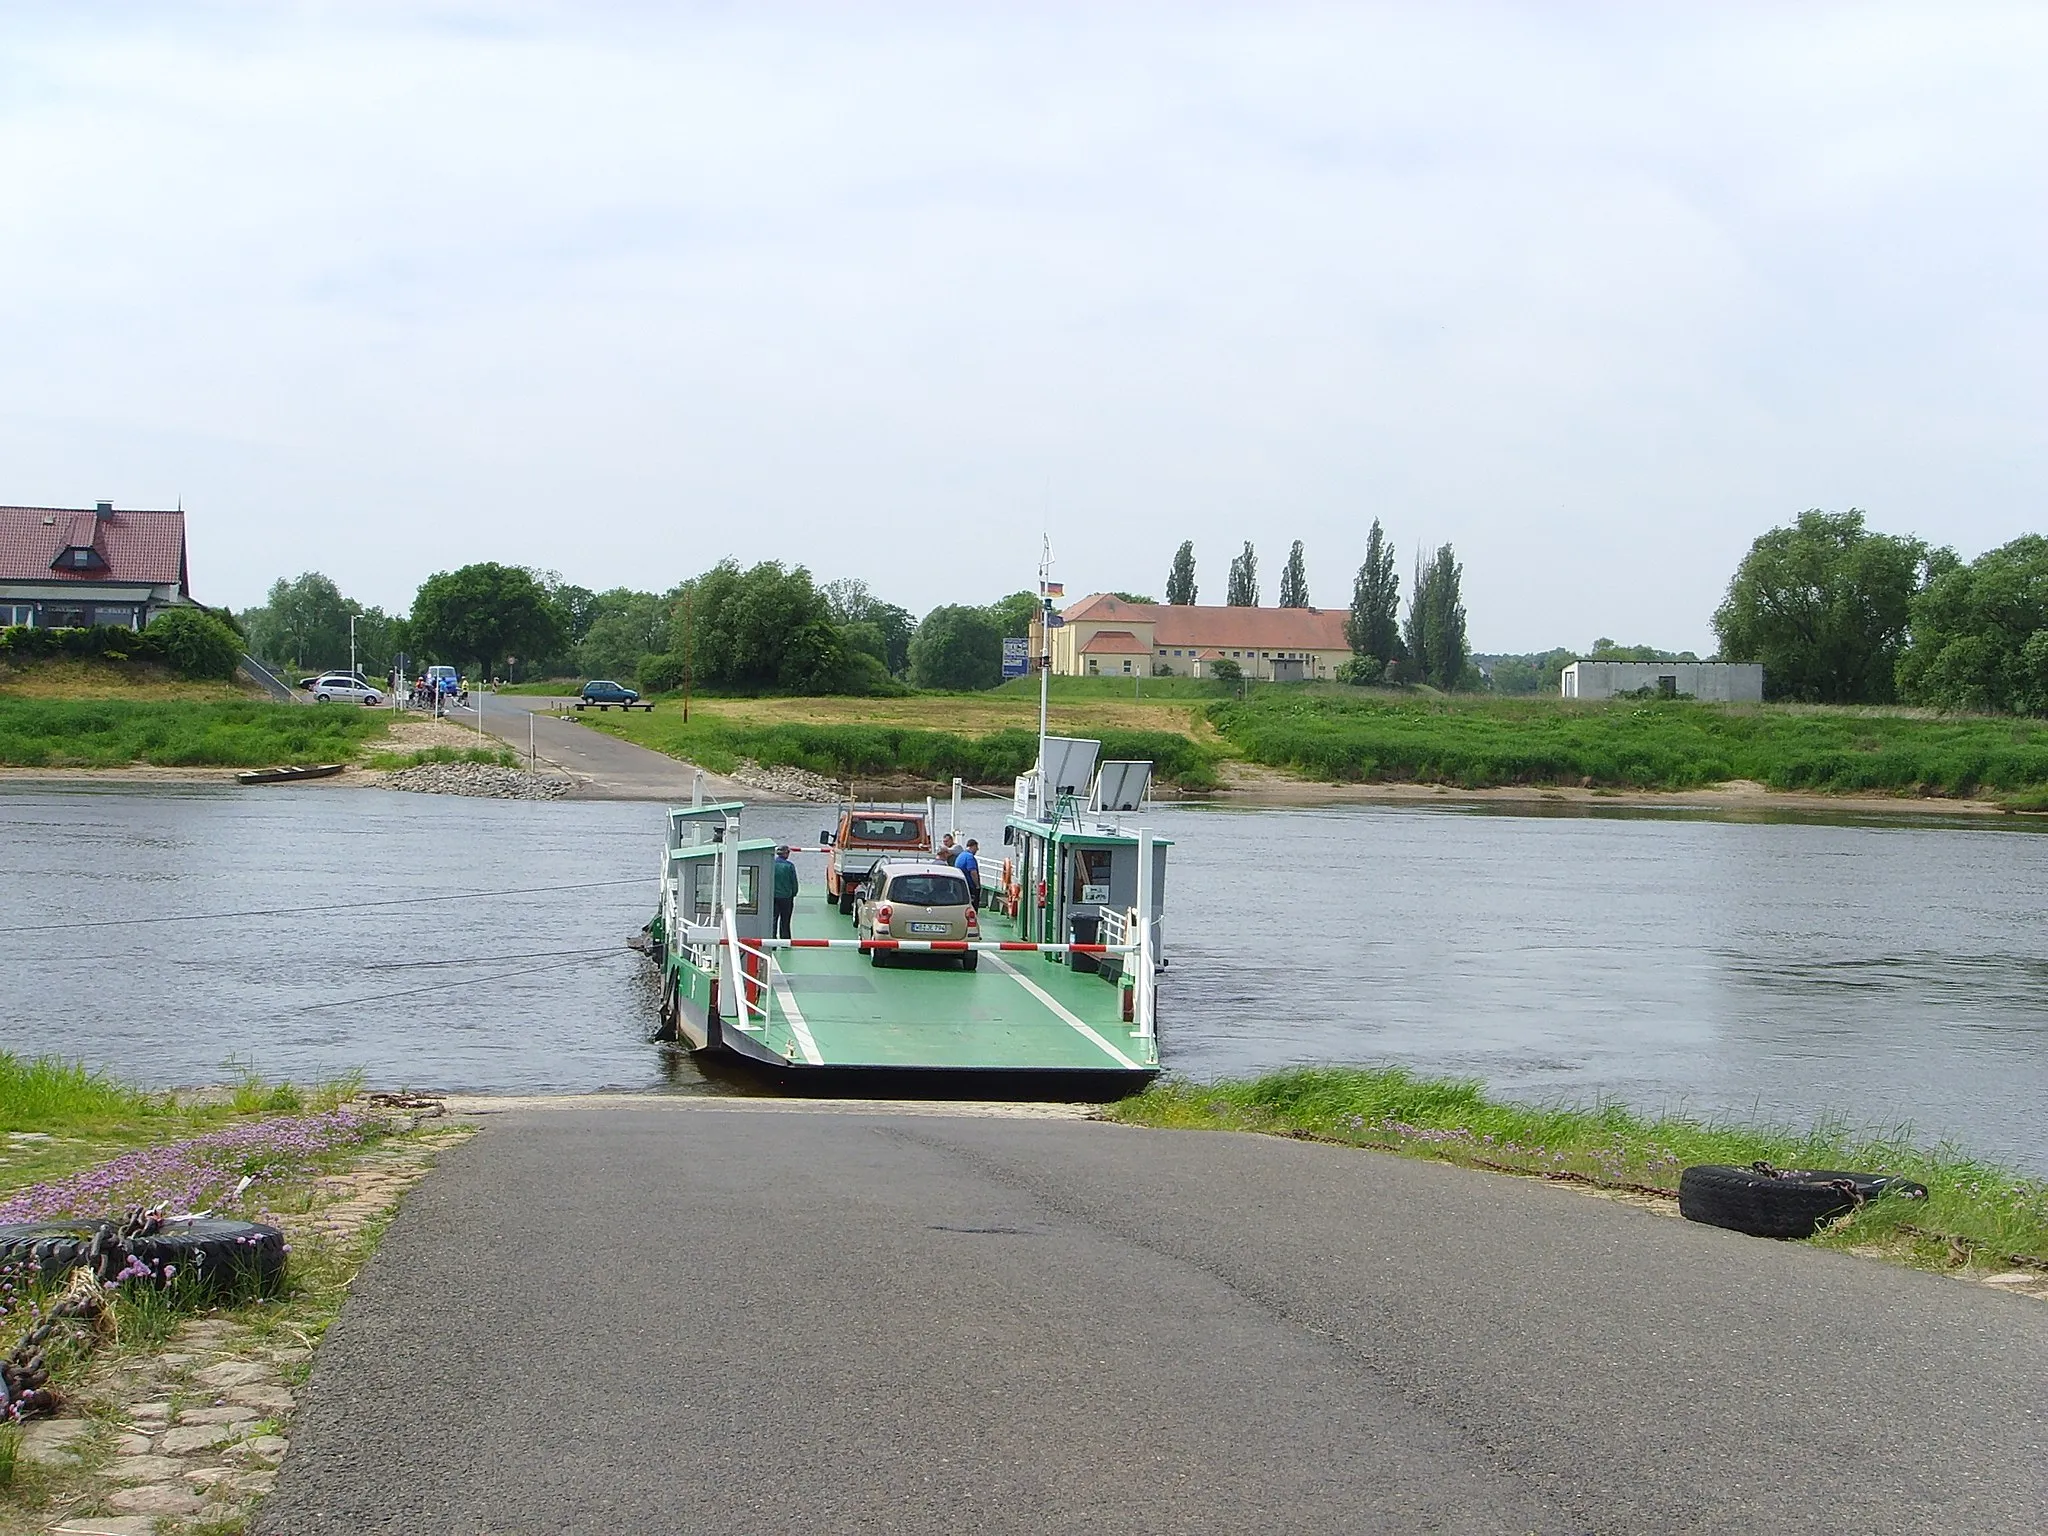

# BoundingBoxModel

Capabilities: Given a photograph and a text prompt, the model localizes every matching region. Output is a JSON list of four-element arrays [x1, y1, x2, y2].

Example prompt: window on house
[[0, 604, 32, 628], [42, 605, 88, 628]]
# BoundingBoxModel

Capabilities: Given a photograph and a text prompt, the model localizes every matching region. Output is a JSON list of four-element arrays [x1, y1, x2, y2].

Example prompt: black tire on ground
[[0, 1218, 287, 1293], [838, 890, 855, 916], [1677, 1165, 1929, 1240], [870, 948, 888, 968], [961, 953, 979, 971]]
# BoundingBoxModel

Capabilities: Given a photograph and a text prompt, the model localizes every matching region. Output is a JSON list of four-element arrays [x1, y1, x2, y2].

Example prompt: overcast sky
[[3, 2, 2044, 652]]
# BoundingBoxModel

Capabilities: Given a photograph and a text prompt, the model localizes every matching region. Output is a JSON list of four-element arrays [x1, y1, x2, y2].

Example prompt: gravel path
[[259, 1104, 2048, 1534]]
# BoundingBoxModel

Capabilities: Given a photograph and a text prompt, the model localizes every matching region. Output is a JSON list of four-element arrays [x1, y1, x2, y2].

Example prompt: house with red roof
[[1043, 593, 1352, 681], [0, 502, 193, 631]]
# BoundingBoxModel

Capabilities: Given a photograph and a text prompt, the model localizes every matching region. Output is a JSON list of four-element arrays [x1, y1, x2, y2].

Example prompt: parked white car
[[311, 674, 384, 705]]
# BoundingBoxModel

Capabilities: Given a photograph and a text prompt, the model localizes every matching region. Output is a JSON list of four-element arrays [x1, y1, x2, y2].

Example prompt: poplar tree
[[1345, 520, 1400, 667], [1165, 541, 1198, 605], [1278, 541, 1309, 608], [1226, 543, 1260, 607], [1402, 543, 1469, 689]]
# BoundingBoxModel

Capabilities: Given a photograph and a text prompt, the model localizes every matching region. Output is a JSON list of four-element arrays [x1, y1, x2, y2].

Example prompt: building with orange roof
[[1042, 593, 1352, 681]]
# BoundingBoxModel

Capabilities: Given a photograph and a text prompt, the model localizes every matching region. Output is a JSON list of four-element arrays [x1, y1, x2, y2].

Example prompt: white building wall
[[1560, 661, 1763, 702]]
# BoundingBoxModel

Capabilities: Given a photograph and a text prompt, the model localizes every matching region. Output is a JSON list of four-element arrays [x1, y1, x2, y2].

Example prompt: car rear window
[[847, 817, 925, 843], [885, 873, 969, 907]]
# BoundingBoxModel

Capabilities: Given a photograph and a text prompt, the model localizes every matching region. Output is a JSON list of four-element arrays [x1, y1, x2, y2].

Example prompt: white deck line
[[985, 954, 1142, 1071], [773, 982, 825, 1066]]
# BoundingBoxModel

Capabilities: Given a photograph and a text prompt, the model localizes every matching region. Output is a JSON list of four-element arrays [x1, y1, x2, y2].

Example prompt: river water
[[4, 782, 2045, 1169]]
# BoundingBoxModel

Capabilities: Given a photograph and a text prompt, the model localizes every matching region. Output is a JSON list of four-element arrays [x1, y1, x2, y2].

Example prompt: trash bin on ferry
[[1067, 912, 1101, 974]]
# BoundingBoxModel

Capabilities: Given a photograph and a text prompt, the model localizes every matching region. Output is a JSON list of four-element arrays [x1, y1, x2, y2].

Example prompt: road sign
[[1002, 637, 1029, 679]]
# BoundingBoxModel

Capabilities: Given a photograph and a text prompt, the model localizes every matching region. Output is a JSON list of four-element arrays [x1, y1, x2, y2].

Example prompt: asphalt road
[[473, 693, 745, 801], [260, 1105, 2048, 1534]]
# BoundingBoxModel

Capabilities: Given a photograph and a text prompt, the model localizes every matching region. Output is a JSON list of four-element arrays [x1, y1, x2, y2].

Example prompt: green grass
[[583, 707, 1221, 789], [0, 1053, 362, 1199], [1113, 1067, 2048, 1270], [1208, 692, 2048, 799], [991, 674, 1239, 701], [363, 745, 521, 771], [0, 698, 388, 769]]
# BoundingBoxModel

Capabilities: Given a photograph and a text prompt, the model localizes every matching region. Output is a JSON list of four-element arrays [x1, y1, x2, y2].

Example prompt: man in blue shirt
[[953, 839, 982, 909]]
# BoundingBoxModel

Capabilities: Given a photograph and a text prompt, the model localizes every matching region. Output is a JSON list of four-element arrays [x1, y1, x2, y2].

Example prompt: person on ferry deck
[[954, 839, 982, 908], [771, 846, 799, 939]]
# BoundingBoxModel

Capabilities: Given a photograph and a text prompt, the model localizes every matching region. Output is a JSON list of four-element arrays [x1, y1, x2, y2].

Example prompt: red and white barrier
[[719, 937, 1134, 954]]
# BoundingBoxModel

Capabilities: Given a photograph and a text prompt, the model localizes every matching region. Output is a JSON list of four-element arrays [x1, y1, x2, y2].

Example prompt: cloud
[[1, 2, 2043, 649]]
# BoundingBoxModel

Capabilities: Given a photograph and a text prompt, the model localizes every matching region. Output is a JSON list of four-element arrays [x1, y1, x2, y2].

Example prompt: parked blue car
[[580, 680, 641, 704]]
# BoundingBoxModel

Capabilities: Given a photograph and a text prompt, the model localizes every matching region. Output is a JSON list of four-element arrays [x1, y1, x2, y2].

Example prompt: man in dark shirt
[[771, 846, 799, 939]]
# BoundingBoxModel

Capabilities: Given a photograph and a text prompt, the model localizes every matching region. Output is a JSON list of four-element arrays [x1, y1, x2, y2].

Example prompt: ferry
[[644, 738, 1165, 1095]]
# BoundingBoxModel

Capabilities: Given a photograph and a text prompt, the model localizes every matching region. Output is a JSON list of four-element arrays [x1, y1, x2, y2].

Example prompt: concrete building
[[1043, 593, 1352, 681], [0, 502, 192, 629], [1561, 660, 1763, 702]]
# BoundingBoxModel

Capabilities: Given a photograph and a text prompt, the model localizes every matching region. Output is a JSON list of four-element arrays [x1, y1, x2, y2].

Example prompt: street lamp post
[[349, 615, 357, 685]]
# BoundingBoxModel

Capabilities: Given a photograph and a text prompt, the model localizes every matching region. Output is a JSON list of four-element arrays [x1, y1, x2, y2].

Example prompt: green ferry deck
[[650, 778, 1163, 1094]]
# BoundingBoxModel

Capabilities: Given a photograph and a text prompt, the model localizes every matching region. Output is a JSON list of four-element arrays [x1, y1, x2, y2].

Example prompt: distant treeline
[[237, 564, 1038, 698]]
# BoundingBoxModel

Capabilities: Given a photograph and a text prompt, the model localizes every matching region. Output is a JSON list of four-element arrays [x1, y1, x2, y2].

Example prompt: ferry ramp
[[258, 1102, 2048, 1535]]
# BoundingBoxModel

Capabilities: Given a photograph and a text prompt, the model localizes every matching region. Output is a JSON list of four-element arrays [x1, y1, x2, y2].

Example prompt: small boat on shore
[[236, 763, 346, 785]]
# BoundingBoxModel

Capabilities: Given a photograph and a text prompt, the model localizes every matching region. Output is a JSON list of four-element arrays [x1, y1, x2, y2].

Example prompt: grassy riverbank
[[0, 698, 387, 769], [0, 1054, 453, 1532], [581, 704, 1222, 789], [1112, 1068, 2048, 1272], [1211, 693, 2048, 800]]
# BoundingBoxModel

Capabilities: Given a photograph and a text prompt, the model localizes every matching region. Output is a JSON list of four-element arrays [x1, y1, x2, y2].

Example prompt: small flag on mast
[[1042, 581, 1064, 597]]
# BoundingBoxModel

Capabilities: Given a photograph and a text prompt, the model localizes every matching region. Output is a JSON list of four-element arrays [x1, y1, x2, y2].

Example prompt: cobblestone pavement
[[15, 1121, 469, 1536]]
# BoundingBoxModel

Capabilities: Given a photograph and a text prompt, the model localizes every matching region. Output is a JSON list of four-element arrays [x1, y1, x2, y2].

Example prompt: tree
[[674, 560, 838, 690], [1403, 544, 1469, 690], [1712, 510, 1933, 704], [1165, 541, 1197, 605], [1897, 535, 2048, 714], [143, 606, 241, 680], [822, 578, 916, 675], [243, 572, 352, 670], [1226, 543, 1259, 607], [411, 562, 562, 681], [1345, 520, 1400, 668], [988, 591, 1039, 642], [573, 589, 672, 682], [1484, 648, 1576, 694], [1208, 657, 1242, 684], [908, 604, 1004, 690], [1278, 541, 1308, 608], [1109, 591, 1157, 605]]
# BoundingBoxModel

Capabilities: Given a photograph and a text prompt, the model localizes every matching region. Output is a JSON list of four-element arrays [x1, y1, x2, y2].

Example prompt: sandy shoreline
[[2, 758, 2029, 819]]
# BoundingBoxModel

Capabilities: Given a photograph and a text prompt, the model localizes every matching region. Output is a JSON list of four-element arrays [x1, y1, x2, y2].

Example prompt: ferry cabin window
[[736, 866, 759, 914], [848, 817, 923, 843], [1073, 848, 1114, 900]]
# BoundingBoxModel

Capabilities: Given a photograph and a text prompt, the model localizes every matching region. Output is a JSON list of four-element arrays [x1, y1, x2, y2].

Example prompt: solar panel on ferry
[[848, 818, 923, 842]]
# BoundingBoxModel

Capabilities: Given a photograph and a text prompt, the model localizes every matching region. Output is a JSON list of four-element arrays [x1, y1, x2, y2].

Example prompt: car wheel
[[838, 889, 855, 915], [315, 693, 330, 703], [961, 953, 979, 972]]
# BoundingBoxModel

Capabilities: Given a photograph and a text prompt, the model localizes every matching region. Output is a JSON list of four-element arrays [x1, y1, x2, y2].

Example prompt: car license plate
[[909, 922, 949, 934]]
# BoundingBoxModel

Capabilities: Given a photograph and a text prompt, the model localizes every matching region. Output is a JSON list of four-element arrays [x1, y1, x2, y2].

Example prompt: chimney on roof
[[95, 500, 113, 520]]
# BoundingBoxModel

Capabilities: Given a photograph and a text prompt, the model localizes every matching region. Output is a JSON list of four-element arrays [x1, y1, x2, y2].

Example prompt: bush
[[638, 652, 687, 693], [1209, 658, 1242, 683], [0, 609, 242, 681], [144, 607, 243, 680]]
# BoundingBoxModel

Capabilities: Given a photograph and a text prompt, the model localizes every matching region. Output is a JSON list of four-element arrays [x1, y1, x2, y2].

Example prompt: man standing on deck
[[772, 846, 799, 940], [954, 839, 982, 909]]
